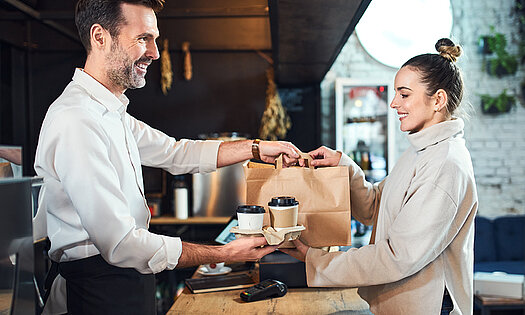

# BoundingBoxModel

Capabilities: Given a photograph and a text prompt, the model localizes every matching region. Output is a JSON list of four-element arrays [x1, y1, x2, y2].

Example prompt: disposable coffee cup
[[268, 196, 299, 230], [236, 205, 265, 230]]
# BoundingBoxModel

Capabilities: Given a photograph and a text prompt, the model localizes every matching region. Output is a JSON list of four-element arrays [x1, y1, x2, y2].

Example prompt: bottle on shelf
[[354, 140, 372, 171], [172, 175, 188, 219]]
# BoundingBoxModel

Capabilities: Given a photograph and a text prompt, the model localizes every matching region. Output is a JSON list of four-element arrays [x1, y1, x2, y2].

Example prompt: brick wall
[[321, 0, 525, 217]]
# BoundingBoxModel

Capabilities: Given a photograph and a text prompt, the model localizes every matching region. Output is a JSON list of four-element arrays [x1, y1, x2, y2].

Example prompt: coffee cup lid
[[268, 196, 298, 207], [236, 205, 265, 213]]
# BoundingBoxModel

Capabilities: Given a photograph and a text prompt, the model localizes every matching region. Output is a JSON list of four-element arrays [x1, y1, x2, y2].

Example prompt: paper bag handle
[[276, 152, 314, 169]]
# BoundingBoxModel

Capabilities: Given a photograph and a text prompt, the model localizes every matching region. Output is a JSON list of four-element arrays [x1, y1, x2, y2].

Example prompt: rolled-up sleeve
[[147, 236, 182, 273]]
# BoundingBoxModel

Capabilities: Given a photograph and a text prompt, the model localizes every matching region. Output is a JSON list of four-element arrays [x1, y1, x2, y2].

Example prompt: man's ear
[[90, 24, 109, 50]]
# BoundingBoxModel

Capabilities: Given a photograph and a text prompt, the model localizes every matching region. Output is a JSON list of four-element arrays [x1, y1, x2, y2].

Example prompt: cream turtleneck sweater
[[306, 118, 478, 315]]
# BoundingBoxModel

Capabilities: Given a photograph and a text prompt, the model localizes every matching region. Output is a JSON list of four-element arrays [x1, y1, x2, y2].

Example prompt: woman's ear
[[434, 89, 448, 112]]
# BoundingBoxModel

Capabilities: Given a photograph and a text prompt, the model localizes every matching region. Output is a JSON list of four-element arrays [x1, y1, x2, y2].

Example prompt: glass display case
[[0, 178, 36, 315], [335, 78, 395, 183], [0, 146, 22, 179]]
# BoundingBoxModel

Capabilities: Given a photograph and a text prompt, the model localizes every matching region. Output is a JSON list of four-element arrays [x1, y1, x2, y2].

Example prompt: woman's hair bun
[[435, 38, 462, 62]]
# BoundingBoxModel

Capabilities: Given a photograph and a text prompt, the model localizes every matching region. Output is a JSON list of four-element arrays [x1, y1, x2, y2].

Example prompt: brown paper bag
[[244, 155, 351, 247]]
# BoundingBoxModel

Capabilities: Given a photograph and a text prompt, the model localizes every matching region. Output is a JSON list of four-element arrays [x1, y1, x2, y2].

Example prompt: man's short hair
[[75, 0, 164, 53]]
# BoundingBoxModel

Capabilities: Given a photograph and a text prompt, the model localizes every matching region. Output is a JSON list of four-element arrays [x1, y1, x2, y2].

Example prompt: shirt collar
[[407, 118, 464, 152], [72, 68, 129, 114]]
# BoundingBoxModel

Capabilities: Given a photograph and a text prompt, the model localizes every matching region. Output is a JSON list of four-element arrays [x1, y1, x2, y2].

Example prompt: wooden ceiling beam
[[0, 0, 81, 45], [269, 0, 371, 86], [0, 7, 268, 20]]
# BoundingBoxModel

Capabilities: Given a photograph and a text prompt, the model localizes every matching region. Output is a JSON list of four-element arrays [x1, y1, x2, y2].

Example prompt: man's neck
[[84, 56, 126, 97]]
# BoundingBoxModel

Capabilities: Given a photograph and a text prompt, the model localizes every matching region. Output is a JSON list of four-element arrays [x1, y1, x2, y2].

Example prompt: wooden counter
[[0, 291, 11, 314], [474, 294, 525, 315], [167, 267, 370, 314]]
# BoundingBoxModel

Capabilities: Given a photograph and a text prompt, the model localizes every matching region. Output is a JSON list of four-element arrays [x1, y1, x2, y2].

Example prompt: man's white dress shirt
[[34, 68, 221, 314]]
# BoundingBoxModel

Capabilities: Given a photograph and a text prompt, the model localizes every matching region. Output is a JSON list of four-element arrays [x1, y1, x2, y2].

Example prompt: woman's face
[[390, 66, 442, 133]]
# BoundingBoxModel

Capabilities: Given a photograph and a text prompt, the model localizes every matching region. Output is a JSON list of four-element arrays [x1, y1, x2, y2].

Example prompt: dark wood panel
[[0, 42, 13, 144], [278, 1, 361, 62], [28, 51, 85, 175], [276, 63, 327, 86], [1, 0, 371, 86], [0, 20, 26, 48], [165, 0, 266, 11], [270, 0, 370, 85], [0, 43, 33, 174], [27, 20, 83, 51], [33, 0, 77, 11], [0, 16, 271, 52], [0, 0, 271, 51], [11, 0, 268, 17], [158, 17, 270, 51], [279, 85, 321, 152], [126, 51, 269, 140], [0, 0, 373, 173]]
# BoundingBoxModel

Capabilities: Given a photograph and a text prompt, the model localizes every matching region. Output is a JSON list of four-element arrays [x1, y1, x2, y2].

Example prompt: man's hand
[[259, 140, 300, 167], [279, 239, 310, 262], [216, 140, 300, 168], [308, 146, 342, 167], [178, 237, 277, 268], [222, 237, 278, 262]]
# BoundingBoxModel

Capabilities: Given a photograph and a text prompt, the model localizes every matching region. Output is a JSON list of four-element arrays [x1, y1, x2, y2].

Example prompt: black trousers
[[58, 255, 156, 315]]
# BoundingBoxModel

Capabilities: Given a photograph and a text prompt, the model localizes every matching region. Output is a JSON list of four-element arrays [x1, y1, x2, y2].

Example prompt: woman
[[281, 38, 478, 314]]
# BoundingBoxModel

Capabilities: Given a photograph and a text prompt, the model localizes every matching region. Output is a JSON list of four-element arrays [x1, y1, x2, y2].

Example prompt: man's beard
[[106, 41, 150, 91]]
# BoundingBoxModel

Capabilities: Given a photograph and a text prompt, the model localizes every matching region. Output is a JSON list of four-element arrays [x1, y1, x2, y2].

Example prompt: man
[[33, 0, 300, 314]]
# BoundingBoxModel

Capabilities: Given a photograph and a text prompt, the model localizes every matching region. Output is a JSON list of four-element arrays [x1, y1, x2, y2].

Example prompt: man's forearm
[[216, 139, 300, 168], [177, 242, 228, 268], [0, 148, 22, 165], [216, 140, 252, 168]]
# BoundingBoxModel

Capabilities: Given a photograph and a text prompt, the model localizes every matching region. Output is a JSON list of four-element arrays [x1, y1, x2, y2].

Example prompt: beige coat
[[306, 119, 478, 314]]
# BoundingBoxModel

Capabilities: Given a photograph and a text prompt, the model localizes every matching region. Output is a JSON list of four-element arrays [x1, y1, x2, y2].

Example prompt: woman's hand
[[278, 239, 310, 262], [308, 146, 342, 167]]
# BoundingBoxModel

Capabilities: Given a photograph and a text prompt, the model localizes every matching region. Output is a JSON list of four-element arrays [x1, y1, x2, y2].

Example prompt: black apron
[[52, 254, 156, 315], [440, 288, 454, 314]]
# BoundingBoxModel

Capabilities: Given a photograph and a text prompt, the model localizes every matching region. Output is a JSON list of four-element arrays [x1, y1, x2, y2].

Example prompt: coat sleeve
[[305, 179, 460, 287], [338, 153, 385, 226]]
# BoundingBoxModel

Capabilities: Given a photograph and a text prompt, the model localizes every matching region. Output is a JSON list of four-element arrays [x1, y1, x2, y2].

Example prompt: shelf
[[345, 115, 387, 124], [150, 216, 231, 225]]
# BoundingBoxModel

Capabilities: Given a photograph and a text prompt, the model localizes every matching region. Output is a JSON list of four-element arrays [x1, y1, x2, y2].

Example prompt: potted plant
[[516, 0, 525, 34], [478, 36, 493, 54], [516, 0, 525, 64], [480, 89, 516, 114], [480, 27, 519, 77], [521, 80, 525, 101]]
